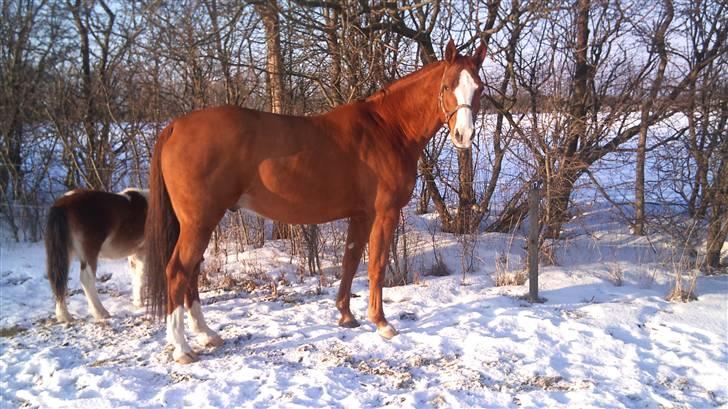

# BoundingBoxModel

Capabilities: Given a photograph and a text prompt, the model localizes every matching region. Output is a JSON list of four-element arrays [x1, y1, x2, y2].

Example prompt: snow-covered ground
[[0, 208, 726, 408]]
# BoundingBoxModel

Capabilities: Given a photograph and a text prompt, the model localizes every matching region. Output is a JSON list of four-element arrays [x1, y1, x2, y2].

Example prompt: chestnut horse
[[145, 40, 486, 363], [46, 188, 148, 323]]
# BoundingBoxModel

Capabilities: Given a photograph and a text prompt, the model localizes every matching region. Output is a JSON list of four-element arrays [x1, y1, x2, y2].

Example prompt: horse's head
[[439, 39, 487, 150]]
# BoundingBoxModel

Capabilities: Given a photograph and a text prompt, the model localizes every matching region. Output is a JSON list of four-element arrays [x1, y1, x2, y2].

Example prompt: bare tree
[[634, 0, 674, 235]]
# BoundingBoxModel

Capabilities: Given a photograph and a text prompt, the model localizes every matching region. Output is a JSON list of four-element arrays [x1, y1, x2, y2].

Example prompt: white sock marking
[[167, 306, 193, 360], [56, 301, 73, 323], [79, 265, 109, 320], [186, 300, 219, 344], [128, 254, 145, 307]]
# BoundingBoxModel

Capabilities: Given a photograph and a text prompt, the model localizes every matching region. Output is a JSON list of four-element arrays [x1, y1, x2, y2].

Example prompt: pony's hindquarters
[[45, 206, 73, 322]]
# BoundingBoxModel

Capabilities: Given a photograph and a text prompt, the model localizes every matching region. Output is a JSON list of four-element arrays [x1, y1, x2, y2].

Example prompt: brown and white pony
[[145, 40, 486, 363], [45, 188, 148, 323]]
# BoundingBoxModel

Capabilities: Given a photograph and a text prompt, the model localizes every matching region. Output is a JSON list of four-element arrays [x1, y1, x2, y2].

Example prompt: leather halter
[[438, 85, 473, 125]]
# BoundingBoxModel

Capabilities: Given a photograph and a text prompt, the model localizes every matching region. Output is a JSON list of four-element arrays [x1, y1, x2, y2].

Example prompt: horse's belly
[[235, 193, 351, 225], [98, 235, 142, 260]]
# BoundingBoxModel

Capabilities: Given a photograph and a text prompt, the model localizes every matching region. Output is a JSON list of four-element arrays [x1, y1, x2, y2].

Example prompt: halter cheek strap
[[437, 88, 473, 124], [438, 87, 473, 124]]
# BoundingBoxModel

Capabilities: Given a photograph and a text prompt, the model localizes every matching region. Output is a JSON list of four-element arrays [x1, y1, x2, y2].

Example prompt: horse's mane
[[362, 61, 444, 103]]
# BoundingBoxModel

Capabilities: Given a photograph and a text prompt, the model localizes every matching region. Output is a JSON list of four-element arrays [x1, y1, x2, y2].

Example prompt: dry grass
[[425, 257, 452, 277], [0, 325, 27, 338], [493, 252, 527, 287], [607, 262, 624, 287], [665, 260, 699, 302], [637, 267, 658, 288]]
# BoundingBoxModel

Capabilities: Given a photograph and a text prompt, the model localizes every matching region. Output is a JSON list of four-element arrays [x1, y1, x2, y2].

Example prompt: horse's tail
[[144, 124, 179, 319], [45, 206, 70, 303]]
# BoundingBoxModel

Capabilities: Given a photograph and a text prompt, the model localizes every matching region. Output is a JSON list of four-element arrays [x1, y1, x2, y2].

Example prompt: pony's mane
[[363, 61, 444, 103]]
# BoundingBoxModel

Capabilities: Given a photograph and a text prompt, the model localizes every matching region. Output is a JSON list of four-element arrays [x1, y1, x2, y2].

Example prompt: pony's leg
[[128, 254, 145, 308], [79, 260, 110, 320], [55, 299, 73, 323], [185, 260, 223, 347], [166, 226, 212, 364], [55, 255, 73, 323], [336, 214, 373, 328], [367, 210, 399, 339]]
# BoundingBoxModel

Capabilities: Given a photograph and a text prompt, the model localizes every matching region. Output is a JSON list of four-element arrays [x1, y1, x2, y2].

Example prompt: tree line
[[1, 0, 725, 270]]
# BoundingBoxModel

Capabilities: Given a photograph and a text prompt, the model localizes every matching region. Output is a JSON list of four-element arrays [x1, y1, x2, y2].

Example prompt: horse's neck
[[371, 62, 446, 152]]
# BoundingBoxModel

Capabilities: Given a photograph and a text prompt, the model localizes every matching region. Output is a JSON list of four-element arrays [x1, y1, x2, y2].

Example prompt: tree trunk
[[324, 6, 344, 105], [419, 157, 454, 231], [706, 203, 727, 270], [544, 0, 590, 238], [255, 0, 291, 240], [705, 103, 728, 270], [634, 0, 673, 235], [543, 166, 579, 238], [416, 177, 430, 214], [256, 1, 285, 115], [454, 148, 476, 233]]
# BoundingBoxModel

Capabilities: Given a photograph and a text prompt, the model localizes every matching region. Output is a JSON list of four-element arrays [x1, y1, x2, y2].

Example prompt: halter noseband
[[438, 85, 473, 125]]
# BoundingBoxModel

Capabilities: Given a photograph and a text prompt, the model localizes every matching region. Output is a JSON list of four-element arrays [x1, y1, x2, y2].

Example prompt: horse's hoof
[[56, 314, 74, 324], [56, 308, 74, 324], [175, 351, 199, 365], [93, 309, 111, 321], [376, 324, 398, 339], [339, 317, 360, 328], [202, 334, 224, 348]]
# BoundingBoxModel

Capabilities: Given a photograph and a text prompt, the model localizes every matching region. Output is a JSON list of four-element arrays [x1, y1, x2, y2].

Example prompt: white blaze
[[451, 70, 477, 149]]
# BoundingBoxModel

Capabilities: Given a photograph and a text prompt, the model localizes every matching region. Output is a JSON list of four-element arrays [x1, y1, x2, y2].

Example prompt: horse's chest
[[379, 163, 417, 206]]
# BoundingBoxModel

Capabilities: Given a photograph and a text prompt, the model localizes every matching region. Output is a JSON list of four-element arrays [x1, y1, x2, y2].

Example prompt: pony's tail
[[45, 206, 70, 303], [144, 124, 180, 319]]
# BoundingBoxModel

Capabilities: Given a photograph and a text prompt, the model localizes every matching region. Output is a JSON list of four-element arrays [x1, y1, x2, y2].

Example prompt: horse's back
[[161, 105, 360, 222], [160, 104, 412, 225]]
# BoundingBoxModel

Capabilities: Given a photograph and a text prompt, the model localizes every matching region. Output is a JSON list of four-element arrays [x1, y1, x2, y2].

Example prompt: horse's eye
[[443, 85, 449, 91]]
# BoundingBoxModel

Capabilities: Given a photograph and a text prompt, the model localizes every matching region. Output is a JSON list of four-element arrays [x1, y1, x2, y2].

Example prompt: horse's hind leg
[[166, 225, 214, 364], [128, 253, 145, 308], [336, 214, 373, 328], [185, 262, 223, 348], [55, 250, 73, 323], [79, 259, 110, 321], [55, 299, 73, 323]]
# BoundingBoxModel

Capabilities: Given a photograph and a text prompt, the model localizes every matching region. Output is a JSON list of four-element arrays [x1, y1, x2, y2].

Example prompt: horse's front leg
[[336, 213, 373, 328], [367, 209, 399, 339]]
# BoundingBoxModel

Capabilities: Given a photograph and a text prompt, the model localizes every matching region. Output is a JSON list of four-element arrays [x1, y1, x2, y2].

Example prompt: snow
[[1, 208, 726, 408]]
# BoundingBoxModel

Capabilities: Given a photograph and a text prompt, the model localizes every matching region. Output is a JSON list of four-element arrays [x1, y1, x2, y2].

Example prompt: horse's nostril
[[455, 130, 462, 143]]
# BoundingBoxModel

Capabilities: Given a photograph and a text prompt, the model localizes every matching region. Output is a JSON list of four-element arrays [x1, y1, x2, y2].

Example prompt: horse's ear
[[474, 40, 487, 66], [444, 39, 457, 63]]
